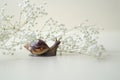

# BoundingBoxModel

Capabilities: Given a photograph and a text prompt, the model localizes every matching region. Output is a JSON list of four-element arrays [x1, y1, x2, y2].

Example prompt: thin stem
[[19, 12, 22, 26], [2, 13, 14, 27]]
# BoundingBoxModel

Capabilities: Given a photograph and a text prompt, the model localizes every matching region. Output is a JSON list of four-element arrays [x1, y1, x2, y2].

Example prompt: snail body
[[24, 39, 60, 56]]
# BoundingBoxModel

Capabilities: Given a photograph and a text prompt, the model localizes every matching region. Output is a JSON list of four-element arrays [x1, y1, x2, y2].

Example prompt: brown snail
[[24, 38, 61, 56]]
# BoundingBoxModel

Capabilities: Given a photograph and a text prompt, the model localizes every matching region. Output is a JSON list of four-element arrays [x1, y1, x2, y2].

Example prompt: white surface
[[0, 51, 120, 80]]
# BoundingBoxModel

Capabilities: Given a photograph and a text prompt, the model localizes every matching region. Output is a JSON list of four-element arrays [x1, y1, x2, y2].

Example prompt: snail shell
[[24, 39, 60, 56]]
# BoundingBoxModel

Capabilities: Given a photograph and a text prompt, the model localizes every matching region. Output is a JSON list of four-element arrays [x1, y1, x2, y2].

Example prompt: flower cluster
[[0, 0, 47, 54], [42, 19, 105, 57], [0, 0, 105, 58], [59, 23, 105, 57]]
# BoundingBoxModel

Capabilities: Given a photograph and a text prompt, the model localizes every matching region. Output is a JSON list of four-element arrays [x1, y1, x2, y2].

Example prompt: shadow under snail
[[24, 38, 61, 56]]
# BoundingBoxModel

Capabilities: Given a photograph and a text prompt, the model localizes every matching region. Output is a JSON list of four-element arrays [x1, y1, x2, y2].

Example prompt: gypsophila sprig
[[0, 0, 47, 55], [0, 0, 105, 58]]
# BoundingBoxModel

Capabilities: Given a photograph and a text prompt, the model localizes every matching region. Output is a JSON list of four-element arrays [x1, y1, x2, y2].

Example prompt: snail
[[24, 38, 61, 56]]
